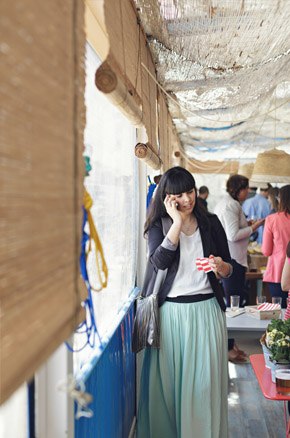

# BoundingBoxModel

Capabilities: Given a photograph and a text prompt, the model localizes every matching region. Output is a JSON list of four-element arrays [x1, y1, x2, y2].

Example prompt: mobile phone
[[176, 202, 179, 209]]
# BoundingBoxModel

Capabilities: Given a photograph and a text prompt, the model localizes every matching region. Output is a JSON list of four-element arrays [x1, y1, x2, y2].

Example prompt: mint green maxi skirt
[[137, 297, 228, 438]]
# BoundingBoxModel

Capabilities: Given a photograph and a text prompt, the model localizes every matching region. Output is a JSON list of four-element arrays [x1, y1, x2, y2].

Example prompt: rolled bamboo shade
[[85, 0, 109, 61], [238, 163, 254, 180], [0, 0, 86, 404], [102, 0, 158, 148], [95, 56, 143, 127], [135, 143, 162, 170], [251, 149, 290, 183], [157, 89, 182, 171], [86, 0, 179, 165], [157, 91, 169, 169], [186, 159, 239, 174]]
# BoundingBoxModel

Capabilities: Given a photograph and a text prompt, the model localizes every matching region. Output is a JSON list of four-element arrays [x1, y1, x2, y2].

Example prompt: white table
[[226, 310, 269, 333], [226, 309, 272, 354]]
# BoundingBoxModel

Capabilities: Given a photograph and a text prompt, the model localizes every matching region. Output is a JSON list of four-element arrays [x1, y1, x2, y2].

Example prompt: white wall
[[194, 173, 229, 212], [35, 343, 74, 438], [0, 384, 27, 438]]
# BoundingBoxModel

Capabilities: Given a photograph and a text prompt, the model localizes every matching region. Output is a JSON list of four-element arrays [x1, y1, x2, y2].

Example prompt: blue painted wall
[[75, 302, 136, 438]]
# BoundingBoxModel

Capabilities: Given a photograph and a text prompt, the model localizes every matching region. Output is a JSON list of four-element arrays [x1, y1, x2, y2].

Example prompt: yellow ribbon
[[83, 190, 108, 291]]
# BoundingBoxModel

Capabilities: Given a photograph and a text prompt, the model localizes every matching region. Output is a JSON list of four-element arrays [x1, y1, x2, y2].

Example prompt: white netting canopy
[[135, 0, 290, 164]]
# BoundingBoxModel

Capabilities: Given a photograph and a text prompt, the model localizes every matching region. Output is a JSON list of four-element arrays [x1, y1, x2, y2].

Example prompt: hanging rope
[[83, 190, 108, 291], [66, 205, 100, 352], [57, 375, 93, 420], [65, 190, 108, 352]]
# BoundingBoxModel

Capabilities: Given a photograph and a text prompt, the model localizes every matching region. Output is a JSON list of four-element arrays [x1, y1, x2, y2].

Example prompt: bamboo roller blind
[[158, 91, 182, 171], [102, 0, 157, 151], [186, 159, 239, 175], [86, 0, 182, 169], [86, 2, 240, 176], [0, 0, 86, 404]]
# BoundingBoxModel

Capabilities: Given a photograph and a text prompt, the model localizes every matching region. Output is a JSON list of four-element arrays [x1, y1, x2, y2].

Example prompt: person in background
[[214, 174, 264, 307], [282, 242, 290, 320], [228, 339, 248, 363], [242, 184, 271, 244], [262, 185, 290, 308], [146, 174, 162, 208], [242, 186, 258, 241], [268, 186, 280, 214], [246, 186, 258, 200], [153, 174, 162, 186], [137, 167, 232, 438], [197, 185, 209, 211], [282, 241, 290, 292]]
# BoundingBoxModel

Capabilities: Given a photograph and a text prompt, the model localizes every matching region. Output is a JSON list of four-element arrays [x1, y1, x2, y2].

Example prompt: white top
[[167, 228, 212, 297], [214, 193, 252, 267]]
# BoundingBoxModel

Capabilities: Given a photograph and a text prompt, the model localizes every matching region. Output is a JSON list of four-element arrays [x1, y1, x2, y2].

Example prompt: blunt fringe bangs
[[162, 167, 196, 197]]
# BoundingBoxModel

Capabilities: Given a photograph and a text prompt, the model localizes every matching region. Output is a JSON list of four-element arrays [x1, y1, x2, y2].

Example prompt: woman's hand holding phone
[[164, 195, 182, 223]]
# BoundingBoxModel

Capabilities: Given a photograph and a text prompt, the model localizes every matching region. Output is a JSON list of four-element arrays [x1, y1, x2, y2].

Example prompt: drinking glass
[[230, 295, 240, 312], [256, 295, 266, 305], [275, 370, 290, 395], [272, 296, 282, 307]]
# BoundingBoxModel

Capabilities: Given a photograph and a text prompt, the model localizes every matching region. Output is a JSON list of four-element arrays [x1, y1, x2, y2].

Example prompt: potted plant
[[260, 332, 271, 368], [262, 319, 290, 382]]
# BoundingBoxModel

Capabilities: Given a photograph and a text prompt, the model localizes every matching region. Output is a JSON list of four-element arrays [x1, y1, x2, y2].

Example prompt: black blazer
[[142, 213, 232, 311]]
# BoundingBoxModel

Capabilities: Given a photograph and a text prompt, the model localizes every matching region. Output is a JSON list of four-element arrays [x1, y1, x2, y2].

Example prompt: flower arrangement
[[264, 319, 290, 363]]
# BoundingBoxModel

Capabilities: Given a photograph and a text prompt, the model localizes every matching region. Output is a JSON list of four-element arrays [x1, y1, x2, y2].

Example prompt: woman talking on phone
[[137, 167, 233, 438]]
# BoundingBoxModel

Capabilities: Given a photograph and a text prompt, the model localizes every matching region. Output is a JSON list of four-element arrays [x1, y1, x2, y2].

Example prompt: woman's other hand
[[209, 255, 232, 278], [251, 218, 265, 232]]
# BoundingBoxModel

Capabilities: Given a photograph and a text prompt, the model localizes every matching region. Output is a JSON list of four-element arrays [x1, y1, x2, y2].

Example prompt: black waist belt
[[165, 293, 215, 303]]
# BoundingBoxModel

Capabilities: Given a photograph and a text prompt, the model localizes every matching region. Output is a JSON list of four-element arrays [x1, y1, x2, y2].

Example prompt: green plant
[[265, 319, 290, 363], [267, 319, 290, 336]]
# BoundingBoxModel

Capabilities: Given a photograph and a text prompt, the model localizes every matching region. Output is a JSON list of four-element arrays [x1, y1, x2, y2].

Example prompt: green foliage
[[267, 319, 290, 336], [266, 319, 290, 363]]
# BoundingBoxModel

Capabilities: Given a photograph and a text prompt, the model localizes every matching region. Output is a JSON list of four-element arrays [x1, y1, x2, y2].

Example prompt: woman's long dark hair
[[278, 184, 290, 215], [144, 166, 207, 235]]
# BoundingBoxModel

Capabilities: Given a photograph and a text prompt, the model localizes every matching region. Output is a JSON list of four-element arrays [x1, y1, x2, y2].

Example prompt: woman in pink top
[[262, 185, 290, 308]]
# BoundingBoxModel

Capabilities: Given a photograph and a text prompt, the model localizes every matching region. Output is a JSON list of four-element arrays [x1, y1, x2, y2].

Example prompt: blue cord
[[65, 207, 101, 353]]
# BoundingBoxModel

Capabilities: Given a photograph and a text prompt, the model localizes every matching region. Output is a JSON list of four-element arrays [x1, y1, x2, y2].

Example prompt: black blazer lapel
[[197, 216, 211, 257]]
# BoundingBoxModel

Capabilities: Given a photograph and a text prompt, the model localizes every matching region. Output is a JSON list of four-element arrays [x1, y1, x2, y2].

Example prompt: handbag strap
[[150, 217, 169, 297]]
